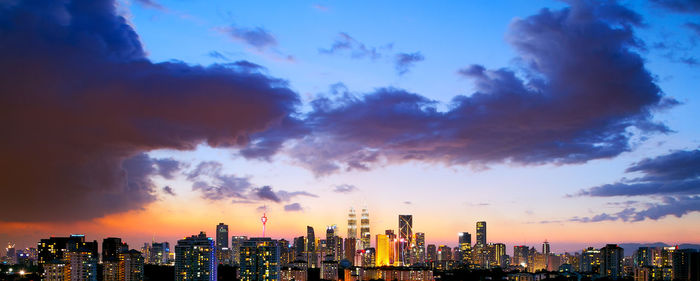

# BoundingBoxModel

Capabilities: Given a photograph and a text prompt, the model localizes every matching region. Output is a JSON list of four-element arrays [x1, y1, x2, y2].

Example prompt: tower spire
[[261, 213, 268, 237]]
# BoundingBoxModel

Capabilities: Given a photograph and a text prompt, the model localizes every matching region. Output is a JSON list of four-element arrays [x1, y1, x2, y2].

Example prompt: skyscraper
[[361, 208, 371, 250], [120, 249, 144, 281], [325, 225, 338, 261], [216, 223, 229, 249], [175, 232, 217, 281], [414, 232, 426, 264], [493, 243, 507, 268], [600, 244, 624, 279], [398, 215, 413, 265], [240, 237, 280, 281], [306, 226, 317, 268], [348, 208, 357, 239], [458, 232, 472, 264], [231, 236, 247, 265], [514, 245, 529, 267], [476, 221, 486, 246], [543, 240, 550, 270], [102, 238, 128, 263], [375, 234, 391, 266]]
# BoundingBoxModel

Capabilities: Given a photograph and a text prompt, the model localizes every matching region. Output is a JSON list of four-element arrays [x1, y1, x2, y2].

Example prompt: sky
[[1, 0, 699, 255]]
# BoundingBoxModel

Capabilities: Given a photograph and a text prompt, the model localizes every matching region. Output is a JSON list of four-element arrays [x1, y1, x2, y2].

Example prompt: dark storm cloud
[[0, 0, 299, 222], [285, 1, 674, 175], [222, 25, 278, 51], [319, 32, 386, 60], [395, 52, 425, 75], [153, 158, 182, 179], [572, 149, 700, 222], [284, 203, 303, 212], [332, 184, 358, 193], [651, 0, 700, 14]]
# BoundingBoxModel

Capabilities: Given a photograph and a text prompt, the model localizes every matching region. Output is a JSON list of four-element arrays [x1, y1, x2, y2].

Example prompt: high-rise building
[[344, 238, 356, 264], [240, 237, 280, 281], [348, 208, 357, 239], [543, 240, 551, 270], [398, 215, 413, 265], [438, 245, 452, 262], [148, 242, 170, 265], [306, 226, 317, 268], [361, 208, 371, 250], [600, 244, 624, 279], [102, 238, 128, 263], [64, 249, 98, 281], [217, 223, 229, 249], [635, 247, 652, 267], [231, 236, 247, 265], [514, 245, 529, 267], [38, 235, 93, 265], [458, 232, 472, 264], [414, 232, 426, 264], [175, 232, 217, 281], [581, 247, 601, 273], [375, 234, 391, 267], [325, 225, 339, 261], [493, 243, 507, 268], [120, 249, 144, 281], [476, 221, 486, 246], [427, 245, 437, 264]]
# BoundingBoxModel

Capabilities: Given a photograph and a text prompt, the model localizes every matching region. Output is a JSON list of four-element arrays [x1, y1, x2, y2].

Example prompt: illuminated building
[[344, 238, 357, 264], [175, 232, 217, 281], [493, 243, 507, 268], [44, 262, 67, 281], [102, 238, 127, 263], [279, 239, 291, 266], [321, 260, 338, 280], [362, 248, 376, 267], [635, 247, 652, 267], [427, 245, 437, 265], [231, 236, 248, 265], [306, 226, 317, 268], [147, 242, 170, 265], [293, 236, 305, 261], [438, 245, 451, 262], [325, 225, 342, 261], [64, 249, 98, 281], [601, 244, 624, 279], [376, 234, 391, 266], [399, 215, 413, 265], [476, 221, 487, 246], [348, 208, 357, 239], [543, 240, 550, 269], [38, 235, 92, 265], [514, 246, 529, 267], [5, 243, 16, 265], [458, 232, 472, 264], [120, 249, 144, 281], [240, 237, 280, 281], [580, 247, 601, 273], [361, 208, 371, 250], [361, 266, 435, 281], [103, 260, 120, 281], [216, 223, 229, 249], [414, 233, 426, 264]]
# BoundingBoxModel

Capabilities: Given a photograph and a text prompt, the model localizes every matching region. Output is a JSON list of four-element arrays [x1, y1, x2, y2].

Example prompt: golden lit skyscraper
[[347, 208, 357, 239], [360, 208, 370, 249], [458, 232, 472, 264], [375, 234, 390, 267], [476, 221, 486, 246]]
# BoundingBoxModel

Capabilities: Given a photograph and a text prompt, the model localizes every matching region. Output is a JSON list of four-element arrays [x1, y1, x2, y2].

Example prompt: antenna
[[261, 213, 268, 237]]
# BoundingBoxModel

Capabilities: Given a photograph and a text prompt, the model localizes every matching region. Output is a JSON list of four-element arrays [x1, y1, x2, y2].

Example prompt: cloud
[[333, 184, 358, 193], [221, 25, 278, 51], [275, 1, 675, 176], [0, 0, 299, 222], [312, 4, 329, 12], [403, 201, 412, 205], [284, 203, 303, 212], [651, 0, 700, 14], [573, 149, 700, 222], [395, 52, 425, 75], [208, 51, 231, 61], [254, 186, 281, 202], [162, 186, 176, 196], [134, 0, 167, 11], [319, 32, 387, 60], [187, 162, 252, 200]]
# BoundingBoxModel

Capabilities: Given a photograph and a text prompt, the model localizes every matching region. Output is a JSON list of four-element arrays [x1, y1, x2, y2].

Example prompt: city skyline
[[2, 0, 700, 266]]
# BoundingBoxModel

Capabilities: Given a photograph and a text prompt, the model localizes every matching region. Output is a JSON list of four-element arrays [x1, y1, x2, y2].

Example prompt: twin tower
[[347, 208, 371, 249]]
